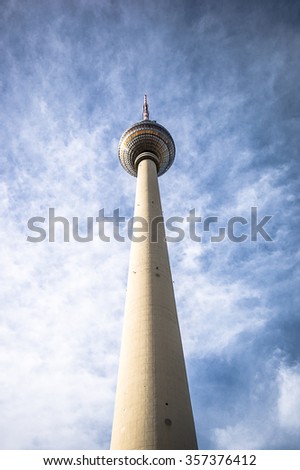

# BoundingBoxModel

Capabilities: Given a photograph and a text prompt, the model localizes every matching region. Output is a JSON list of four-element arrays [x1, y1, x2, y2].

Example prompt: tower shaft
[[110, 158, 197, 449]]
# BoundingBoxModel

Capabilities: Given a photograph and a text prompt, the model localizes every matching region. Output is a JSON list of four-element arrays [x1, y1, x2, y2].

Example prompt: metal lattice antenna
[[143, 94, 149, 120]]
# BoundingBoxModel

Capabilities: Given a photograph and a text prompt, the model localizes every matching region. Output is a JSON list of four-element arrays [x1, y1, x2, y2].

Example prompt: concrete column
[[110, 158, 197, 450]]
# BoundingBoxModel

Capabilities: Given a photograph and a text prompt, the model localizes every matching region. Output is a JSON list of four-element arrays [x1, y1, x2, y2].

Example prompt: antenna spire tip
[[143, 94, 149, 120]]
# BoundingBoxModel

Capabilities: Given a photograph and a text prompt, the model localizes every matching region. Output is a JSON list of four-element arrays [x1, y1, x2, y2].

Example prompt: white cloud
[[212, 362, 300, 450], [277, 365, 300, 432], [214, 422, 267, 450], [177, 263, 268, 358]]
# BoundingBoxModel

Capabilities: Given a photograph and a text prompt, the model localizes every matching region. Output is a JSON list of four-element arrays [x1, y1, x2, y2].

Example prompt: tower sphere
[[118, 97, 175, 177]]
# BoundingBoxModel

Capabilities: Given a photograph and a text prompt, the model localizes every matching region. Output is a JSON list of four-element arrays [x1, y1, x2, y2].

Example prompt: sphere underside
[[118, 120, 175, 177]]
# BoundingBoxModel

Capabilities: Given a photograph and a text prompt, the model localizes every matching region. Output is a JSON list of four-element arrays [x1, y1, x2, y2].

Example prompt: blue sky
[[0, 0, 299, 449]]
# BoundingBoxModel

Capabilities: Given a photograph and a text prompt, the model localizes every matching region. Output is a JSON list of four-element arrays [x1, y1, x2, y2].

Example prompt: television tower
[[110, 96, 197, 450]]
